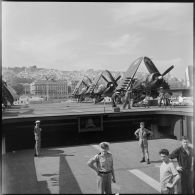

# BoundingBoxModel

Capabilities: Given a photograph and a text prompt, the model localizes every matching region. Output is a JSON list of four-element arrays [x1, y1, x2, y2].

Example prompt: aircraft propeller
[[161, 65, 174, 77], [101, 74, 109, 83], [156, 65, 174, 81], [105, 70, 121, 87], [144, 57, 174, 86]]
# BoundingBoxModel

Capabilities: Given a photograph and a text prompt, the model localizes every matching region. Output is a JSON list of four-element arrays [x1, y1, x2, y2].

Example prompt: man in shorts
[[134, 122, 153, 164]]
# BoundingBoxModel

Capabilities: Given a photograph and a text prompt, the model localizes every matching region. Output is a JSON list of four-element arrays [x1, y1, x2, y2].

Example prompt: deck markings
[[91, 145, 121, 191], [128, 169, 161, 193], [71, 109, 82, 112]]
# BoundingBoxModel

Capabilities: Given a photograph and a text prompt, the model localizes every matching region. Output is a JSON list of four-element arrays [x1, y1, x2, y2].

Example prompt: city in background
[[2, 64, 193, 105]]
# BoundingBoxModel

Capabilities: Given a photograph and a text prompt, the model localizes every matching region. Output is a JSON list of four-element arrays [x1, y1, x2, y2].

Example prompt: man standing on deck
[[169, 136, 194, 194], [159, 148, 180, 194], [34, 120, 42, 157], [158, 87, 165, 107], [134, 122, 153, 164], [87, 142, 116, 194]]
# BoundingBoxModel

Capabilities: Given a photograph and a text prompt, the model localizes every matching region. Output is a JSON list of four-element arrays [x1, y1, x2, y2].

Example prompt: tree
[[13, 77, 34, 84]]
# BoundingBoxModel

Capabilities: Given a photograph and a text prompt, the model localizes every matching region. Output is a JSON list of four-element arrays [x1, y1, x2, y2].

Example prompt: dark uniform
[[169, 144, 193, 194]]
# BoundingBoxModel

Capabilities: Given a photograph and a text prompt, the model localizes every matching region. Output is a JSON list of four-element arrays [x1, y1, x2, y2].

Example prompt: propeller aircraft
[[71, 76, 93, 102], [83, 70, 121, 103], [113, 56, 174, 107]]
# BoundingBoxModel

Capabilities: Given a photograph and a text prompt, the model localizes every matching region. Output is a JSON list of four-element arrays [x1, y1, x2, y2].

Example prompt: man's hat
[[35, 120, 40, 124], [99, 142, 110, 149]]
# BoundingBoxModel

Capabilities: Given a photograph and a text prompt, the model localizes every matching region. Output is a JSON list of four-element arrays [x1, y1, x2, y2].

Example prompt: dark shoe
[[147, 159, 150, 164], [34, 154, 37, 157], [140, 158, 145, 163]]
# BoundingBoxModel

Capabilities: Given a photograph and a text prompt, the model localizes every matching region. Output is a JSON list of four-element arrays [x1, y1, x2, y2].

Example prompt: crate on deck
[[113, 107, 120, 112]]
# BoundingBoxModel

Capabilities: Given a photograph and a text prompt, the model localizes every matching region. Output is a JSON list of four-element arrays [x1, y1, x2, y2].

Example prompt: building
[[30, 80, 68, 99], [23, 83, 31, 95], [71, 80, 79, 93], [30, 82, 36, 95]]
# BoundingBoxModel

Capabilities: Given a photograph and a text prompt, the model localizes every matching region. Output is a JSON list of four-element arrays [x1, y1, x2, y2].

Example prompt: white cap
[[35, 120, 40, 123]]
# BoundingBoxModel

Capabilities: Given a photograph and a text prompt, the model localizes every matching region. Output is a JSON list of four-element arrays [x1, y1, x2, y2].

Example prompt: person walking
[[134, 122, 153, 164], [169, 136, 193, 194], [87, 142, 116, 194], [159, 149, 180, 194], [34, 120, 42, 157]]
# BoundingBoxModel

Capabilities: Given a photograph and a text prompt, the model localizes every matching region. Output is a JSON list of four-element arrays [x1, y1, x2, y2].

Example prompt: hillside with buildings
[[2, 65, 189, 99]]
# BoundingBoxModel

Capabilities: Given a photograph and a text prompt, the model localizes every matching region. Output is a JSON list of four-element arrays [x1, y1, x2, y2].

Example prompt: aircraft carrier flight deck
[[2, 101, 194, 194]]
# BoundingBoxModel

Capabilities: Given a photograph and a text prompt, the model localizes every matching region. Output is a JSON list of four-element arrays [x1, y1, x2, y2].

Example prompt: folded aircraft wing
[[85, 76, 93, 84], [116, 57, 143, 91], [72, 78, 84, 96], [2, 80, 18, 104], [143, 57, 160, 74], [85, 72, 103, 94]]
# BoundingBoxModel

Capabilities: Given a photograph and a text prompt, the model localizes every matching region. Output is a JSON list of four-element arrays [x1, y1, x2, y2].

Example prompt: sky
[[2, 2, 193, 79]]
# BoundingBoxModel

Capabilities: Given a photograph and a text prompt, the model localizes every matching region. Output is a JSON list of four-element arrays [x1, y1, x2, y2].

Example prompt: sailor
[[123, 90, 133, 109], [34, 120, 42, 157], [111, 90, 120, 107], [142, 94, 150, 108], [158, 87, 165, 107], [169, 136, 193, 194], [134, 122, 153, 164], [87, 142, 116, 194], [159, 148, 180, 194]]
